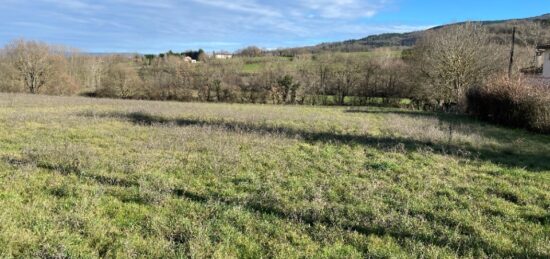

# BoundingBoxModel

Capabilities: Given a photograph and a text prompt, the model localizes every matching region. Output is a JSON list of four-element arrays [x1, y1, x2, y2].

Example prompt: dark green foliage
[[180, 49, 205, 60]]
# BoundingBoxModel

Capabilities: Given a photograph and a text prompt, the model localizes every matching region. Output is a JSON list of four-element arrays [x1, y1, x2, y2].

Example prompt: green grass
[[317, 96, 412, 106], [239, 56, 293, 73], [0, 93, 548, 258], [242, 63, 262, 73], [237, 51, 402, 73]]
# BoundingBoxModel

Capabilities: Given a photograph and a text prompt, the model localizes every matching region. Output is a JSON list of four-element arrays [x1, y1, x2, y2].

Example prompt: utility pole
[[508, 27, 516, 79]]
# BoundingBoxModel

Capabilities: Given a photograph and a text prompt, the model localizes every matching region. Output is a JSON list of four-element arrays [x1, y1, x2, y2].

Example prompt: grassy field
[[239, 51, 402, 73], [241, 56, 294, 73], [0, 93, 548, 258]]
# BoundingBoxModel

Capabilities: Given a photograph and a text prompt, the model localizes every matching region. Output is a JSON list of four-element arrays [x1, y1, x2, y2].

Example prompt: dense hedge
[[467, 76, 550, 134]]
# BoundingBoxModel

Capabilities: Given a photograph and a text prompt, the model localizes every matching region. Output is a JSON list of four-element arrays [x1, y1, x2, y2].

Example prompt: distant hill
[[272, 13, 550, 55], [328, 13, 550, 49]]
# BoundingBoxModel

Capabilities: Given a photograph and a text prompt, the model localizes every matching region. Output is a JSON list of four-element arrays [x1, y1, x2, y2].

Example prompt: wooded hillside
[[273, 13, 550, 54]]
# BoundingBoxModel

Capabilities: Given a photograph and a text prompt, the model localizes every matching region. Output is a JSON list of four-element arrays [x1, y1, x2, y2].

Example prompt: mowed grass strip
[[0, 93, 548, 258]]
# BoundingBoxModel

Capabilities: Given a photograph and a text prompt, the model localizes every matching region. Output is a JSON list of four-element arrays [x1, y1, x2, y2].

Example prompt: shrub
[[467, 76, 550, 133]]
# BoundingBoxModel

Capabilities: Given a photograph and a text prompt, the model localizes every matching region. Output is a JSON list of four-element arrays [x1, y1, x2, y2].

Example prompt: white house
[[537, 44, 550, 78], [183, 56, 197, 63], [213, 52, 233, 59]]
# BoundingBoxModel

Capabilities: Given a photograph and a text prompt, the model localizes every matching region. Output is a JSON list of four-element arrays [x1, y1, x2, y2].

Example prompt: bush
[[467, 76, 550, 133]]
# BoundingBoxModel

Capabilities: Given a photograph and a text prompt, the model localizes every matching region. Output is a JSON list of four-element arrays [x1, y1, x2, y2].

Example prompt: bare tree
[[88, 57, 104, 92], [331, 56, 362, 105], [516, 21, 547, 68], [0, 48, 23, 92], [102, 62, 142, 98], [237, 46, 264, 57], [296, 59, 319, 104], [315, 53, 334, 105], [413, 23, 506, 108], [4, 39, 53, 94]]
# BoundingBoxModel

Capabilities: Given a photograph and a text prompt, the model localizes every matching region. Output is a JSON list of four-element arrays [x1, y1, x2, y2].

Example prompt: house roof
[[537, 44, 550, 50]]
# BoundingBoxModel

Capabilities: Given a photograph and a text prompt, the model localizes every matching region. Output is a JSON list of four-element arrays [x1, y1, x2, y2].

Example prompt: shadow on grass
[[5, 147, 543, 257], [345, 108, 550, 170], [172, 188, 541, 258], [345, 108, 482, 127], [345, 108, 547, 141], [79, 111, 550, 171]]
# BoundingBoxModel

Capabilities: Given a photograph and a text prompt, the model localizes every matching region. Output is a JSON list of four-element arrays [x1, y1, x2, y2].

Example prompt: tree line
[[0, 23, 546, 113], [0, 40, 415, 106]]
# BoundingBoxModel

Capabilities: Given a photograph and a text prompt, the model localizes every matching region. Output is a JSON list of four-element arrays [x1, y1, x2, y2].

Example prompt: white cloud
[[190, 0, 280, 17], [185, 0, 393, 36], [298, 0, 385, 19], [1, 0, 437, 52], [111, 0, 176, 9], [190, 0, 386, 20], [42, 0, 103, 11]]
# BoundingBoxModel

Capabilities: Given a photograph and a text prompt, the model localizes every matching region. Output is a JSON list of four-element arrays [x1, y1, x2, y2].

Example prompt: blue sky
[[0, 0, 548, 53]]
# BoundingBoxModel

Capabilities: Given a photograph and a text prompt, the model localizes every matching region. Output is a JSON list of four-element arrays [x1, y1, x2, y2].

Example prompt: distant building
[[213, 52, 233, 59], [183, 56, 197, 63], [522, 44, 550, 78], [537, 44, 550, 78], [521, 44, 550, 88]]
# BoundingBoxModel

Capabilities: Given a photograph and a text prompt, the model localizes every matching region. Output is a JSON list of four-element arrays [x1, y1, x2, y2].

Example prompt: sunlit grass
[[237, 51, 402, 74], [0, 93, 548, 258]]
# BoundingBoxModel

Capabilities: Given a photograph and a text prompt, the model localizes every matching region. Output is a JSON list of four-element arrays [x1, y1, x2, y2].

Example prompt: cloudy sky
[[0, 0, 548, 53]]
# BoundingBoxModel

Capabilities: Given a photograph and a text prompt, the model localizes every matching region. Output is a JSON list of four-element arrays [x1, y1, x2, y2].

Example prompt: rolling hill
[[274, 13, 550, 54]]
